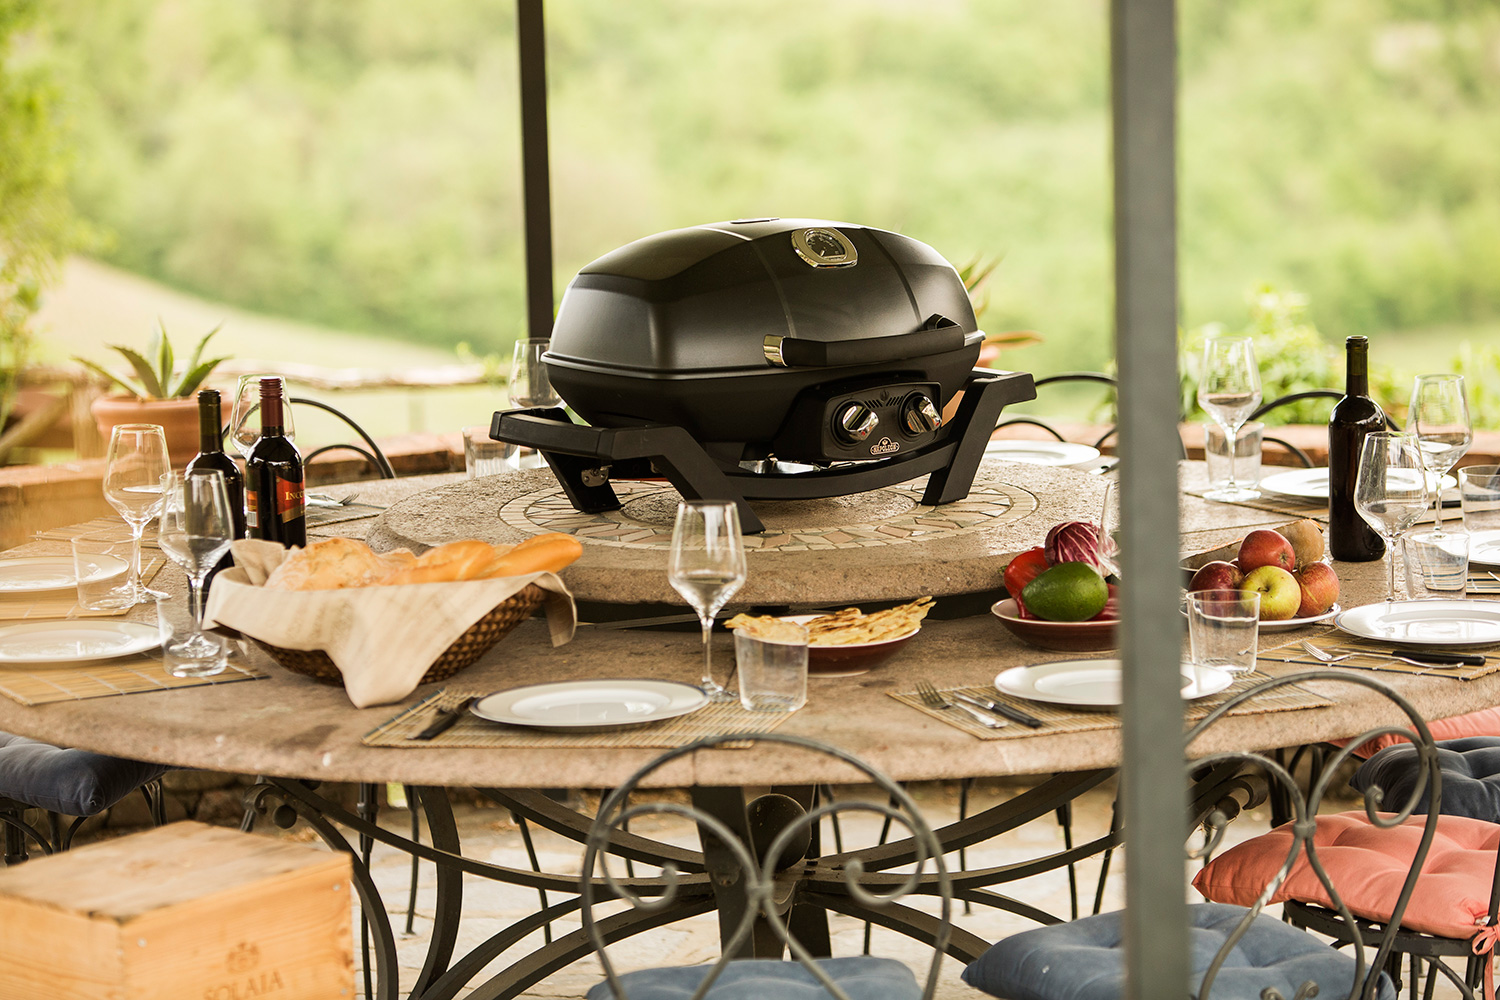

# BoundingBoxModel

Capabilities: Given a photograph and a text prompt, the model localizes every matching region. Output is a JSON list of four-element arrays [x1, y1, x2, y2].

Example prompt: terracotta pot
[[91, 395, 201, 466]]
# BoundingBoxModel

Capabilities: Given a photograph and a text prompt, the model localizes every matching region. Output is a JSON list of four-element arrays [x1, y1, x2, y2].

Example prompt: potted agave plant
[[77, 321, 229, 464]]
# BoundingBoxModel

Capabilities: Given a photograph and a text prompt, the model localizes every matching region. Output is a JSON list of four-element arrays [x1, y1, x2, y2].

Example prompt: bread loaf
[[260, 534, 582, 590]]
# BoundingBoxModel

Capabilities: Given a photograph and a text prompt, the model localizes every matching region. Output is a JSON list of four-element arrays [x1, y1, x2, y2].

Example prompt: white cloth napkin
[[205, 539, 576, 707]]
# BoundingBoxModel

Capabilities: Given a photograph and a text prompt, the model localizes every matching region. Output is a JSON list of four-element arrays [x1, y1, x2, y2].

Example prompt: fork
[[307, 491, 361, 508], [1299, 640, 1353, 664], [914, 680, 1007, 728]]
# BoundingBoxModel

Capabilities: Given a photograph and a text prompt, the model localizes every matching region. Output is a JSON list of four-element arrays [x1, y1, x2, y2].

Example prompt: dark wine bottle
[[1327, 336, 1386, 561], [186, 389, 246, 594], [245, 377, 307, 548]]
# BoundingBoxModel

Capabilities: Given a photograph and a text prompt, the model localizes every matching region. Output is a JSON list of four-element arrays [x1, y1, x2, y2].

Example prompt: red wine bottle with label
[[245, 377, 306, 548], [1327, 336, 1385, 561]]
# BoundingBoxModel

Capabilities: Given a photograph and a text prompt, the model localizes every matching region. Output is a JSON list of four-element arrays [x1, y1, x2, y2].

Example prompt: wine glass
[[228, 374, 296, 458], [103, 423, 171, 604], [1197, 336, 1262, 502], [668, 500, 747, 702], [157, 469, 234, 675], [1355, 431, 1430, 604], [1408, 373, 1471, 535], [509, 338, 561, 469], [1097, 479, 1121, 579]]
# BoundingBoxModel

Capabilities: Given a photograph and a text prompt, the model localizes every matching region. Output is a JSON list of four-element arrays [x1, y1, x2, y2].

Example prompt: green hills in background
[[32, 0, 1500, 382]]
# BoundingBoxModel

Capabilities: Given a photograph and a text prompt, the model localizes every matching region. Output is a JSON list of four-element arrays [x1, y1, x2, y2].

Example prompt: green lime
[[1021, 561, 1109, 622]]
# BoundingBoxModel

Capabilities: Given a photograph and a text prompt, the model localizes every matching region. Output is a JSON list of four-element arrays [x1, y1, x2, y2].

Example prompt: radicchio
[[1044, 520, 1106, 573]]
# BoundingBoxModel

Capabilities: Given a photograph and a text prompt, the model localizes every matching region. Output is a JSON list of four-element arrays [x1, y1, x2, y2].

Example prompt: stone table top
[[0, 469, 1489, 790]]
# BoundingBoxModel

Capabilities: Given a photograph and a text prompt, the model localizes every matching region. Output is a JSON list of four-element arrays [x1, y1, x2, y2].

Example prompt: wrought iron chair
[[226, 396, 395, 479], [1246, 390, 1400, 468], [0, 730, 170, 864], [579, 732, 952, 1000], [962, 672, 1443, 1000]]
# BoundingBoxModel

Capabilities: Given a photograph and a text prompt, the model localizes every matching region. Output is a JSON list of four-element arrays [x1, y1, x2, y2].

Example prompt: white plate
[[985, 440, 1102, 471], [1259, 467, 1455, 501], [0, 621, 161, 664], [0, 555, 127, 594], [1469, 530, 1500, 569], [471, 679, 709, 731], [1333, 600, 1500, 647], [993, 658, 1234, 708]]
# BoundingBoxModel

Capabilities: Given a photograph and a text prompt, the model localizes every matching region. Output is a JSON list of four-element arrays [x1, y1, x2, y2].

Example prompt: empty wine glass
[[157, 469, 234, 676], [669, 500, 747, 702], [228, 373, 296, 458], [1097, 479, 1121, 579], [509, 338, 561, 469], [1197, 336, 1262, 502], [1355, 431, 1430, 604], [103, 423, 171, 604], [1408, 373, 1471, 535]]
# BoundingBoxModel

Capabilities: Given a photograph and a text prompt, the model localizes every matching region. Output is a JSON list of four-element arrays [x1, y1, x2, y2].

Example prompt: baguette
[[383, 539, 498, 586], [260, 533, 582, 590], [263, 537, 396, 591], [475, 533, 583, 578]]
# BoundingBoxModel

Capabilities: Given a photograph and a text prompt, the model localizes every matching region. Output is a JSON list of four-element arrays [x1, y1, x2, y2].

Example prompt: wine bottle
[[185, 389, 245, 594], [1327, 336, 1386, 561], [245, 377, 307, 548]]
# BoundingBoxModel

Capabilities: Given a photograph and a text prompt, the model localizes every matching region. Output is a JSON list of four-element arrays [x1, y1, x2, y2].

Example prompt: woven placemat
[[0, 558, 165, 622], [305, 501, 386, 528], [33, 517, 157, 548], [1182, 485, 1327, 518], [890, 671, 1334, 741], [0, 642, 268, 706], [363, 687, 793, 749], [1259, 630, 1500, 681], [1469, 571, 1500, 597]]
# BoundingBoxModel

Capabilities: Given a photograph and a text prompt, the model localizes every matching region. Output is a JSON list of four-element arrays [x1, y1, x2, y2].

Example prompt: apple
[[1238, 529, 1297, 573], [1293, 562, 1340, 618], [1241, 565, 1302, 620], [1189, 560, 1244, 593]]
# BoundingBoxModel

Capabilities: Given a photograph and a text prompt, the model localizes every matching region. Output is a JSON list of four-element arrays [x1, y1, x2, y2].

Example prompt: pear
[[1277, 519, 1325, 570]]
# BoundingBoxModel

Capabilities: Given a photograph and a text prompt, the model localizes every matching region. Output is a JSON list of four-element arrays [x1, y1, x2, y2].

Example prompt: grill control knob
[[834, 402, 880, 444], [902, 396, 942, 435]]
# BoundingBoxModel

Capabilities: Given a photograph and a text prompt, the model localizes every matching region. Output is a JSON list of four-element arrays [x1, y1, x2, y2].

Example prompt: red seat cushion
[[1335, 707, 1500, 759], [1193, 810, 1499, 939]]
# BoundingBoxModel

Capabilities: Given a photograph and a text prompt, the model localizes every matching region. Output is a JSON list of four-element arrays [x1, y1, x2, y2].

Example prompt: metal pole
[[517, 0, 555, 341], [1111, 0, 1187, 997]]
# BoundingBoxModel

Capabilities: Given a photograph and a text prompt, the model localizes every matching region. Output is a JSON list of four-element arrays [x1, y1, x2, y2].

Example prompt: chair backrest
[[1185, 670, 1443, 1000], [580, 732, 952, 1000]]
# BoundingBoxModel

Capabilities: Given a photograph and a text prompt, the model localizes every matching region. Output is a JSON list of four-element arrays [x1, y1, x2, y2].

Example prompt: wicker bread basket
[[252, 584, 546, 686]]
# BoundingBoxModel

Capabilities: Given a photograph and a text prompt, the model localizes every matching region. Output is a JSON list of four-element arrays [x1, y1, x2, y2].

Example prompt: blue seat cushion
[[0, 732, 171, 817], [961, 902, 1394, 1000], [586, 956, 919, 1000], [1354, 736, 1500, 822]]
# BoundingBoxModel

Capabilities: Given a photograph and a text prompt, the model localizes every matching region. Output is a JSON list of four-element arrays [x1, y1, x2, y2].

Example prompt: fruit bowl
[[990, 599, 1118, 653]]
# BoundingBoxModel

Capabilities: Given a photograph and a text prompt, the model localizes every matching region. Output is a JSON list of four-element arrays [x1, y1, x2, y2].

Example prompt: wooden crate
[[0, 821, 353, 1000]]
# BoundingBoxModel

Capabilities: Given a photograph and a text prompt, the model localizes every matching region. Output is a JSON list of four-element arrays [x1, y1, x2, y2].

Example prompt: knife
[[1384, 649, 1486, 666], [952, 691, 1045, 728], [409, 697, 477, 741]]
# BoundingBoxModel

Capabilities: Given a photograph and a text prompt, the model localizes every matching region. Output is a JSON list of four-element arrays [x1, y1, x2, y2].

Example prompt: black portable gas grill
[[492, 218, 1036, 532]]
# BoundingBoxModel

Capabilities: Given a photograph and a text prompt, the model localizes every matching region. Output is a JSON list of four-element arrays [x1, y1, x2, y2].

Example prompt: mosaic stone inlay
[[498, 480, 1035, 552]]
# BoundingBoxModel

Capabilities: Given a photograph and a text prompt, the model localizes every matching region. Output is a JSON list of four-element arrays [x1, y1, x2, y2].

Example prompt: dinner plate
[[1469, 529, 1500, 569], [993, 658, 1233, 709], [1333, 599, 1500, 647], [1259, 467, 1455, 501], [471, 679, 709, 731], [984, 440, 1102, 471], [0, 555, 126, 594], [0, 620, 161, 664]]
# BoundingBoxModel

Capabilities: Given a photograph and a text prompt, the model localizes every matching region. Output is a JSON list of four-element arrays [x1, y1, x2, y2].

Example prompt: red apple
[[1241, 565, 1302, 620], [1238, 529, 1297, 573], [1189, 560, 1244, 593], [1293, 562, 1340, 618]]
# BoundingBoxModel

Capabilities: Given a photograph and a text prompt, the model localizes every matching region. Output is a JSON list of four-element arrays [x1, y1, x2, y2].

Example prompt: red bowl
[[990, 599, 1118, 653], [780, 615, 921, 677]]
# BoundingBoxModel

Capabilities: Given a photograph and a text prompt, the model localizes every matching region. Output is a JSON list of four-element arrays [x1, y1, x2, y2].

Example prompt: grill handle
[[763, 315, 967, 368]]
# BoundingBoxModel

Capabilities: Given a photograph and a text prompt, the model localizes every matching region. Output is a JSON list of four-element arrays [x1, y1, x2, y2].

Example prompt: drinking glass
[[1097, 480, 1121, 579], [1197, 336, 1262, 502], [509, 338, 560, 470], [1186, 589, 1260, 675], [668, 500, 747, 702], [1354, 431, 1430, 603], [156, 469, 234, 676], [103, 423, 171, 604], [228, 374, 296, 458], [1408, 373, 1471, 535]]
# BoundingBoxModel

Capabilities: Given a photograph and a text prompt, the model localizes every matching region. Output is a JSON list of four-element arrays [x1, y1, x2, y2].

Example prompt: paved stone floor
[[255, 775, 1465, 1000]]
